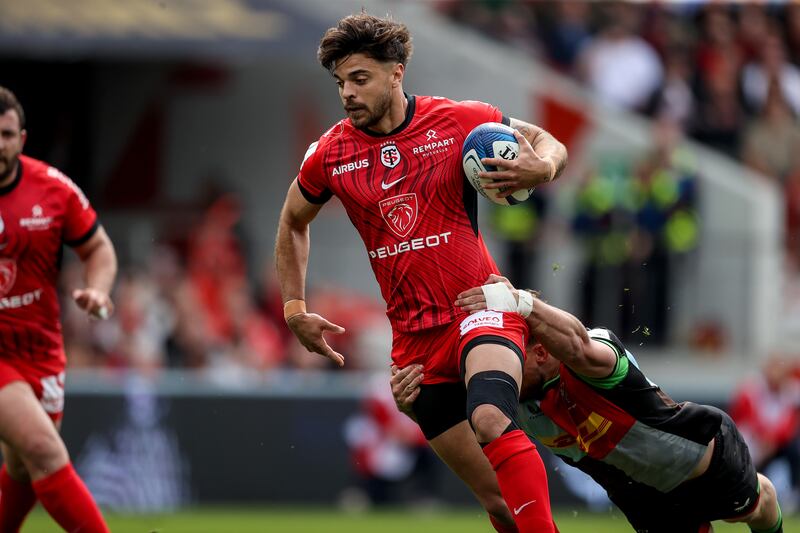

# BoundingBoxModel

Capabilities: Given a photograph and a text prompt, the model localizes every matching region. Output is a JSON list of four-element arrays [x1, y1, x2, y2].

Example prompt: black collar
[[359, 93, 416, 138], [0, 160, 22, 196]]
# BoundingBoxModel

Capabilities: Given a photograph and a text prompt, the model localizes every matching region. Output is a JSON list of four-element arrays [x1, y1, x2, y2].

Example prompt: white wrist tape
[[481, 282, 533, 318], [517, 290, 533, 318]]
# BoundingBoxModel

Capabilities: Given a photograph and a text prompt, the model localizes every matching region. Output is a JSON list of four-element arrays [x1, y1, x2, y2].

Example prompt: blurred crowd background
[[47, 0, 800, 373]]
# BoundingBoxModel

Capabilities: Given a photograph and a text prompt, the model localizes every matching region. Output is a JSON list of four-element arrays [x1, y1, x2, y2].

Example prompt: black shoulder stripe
[[501, 115, 511, 126], [297, 180, 333, 205], [64, 220, 99, 247]]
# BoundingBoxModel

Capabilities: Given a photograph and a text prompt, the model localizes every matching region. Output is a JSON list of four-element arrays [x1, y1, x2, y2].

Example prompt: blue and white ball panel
[[461, 122, 534, 206]]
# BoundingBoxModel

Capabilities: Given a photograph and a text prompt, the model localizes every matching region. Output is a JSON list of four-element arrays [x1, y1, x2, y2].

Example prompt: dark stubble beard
[[350, 87, 393, 130], [0, 152, 19, 185]]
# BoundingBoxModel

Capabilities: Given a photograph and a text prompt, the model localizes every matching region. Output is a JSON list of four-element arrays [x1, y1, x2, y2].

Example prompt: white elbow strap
[[481, 283, 533, 318]]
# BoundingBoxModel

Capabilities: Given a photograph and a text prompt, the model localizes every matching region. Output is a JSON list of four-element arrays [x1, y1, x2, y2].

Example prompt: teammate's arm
[[275, 179, 346, 367], [455, 275, 616, 378], [479, 118, 568, 198], [72, 226, 117, 319]]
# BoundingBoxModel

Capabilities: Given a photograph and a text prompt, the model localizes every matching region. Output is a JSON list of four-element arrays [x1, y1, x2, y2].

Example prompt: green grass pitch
[[19, 507, 800, 532]]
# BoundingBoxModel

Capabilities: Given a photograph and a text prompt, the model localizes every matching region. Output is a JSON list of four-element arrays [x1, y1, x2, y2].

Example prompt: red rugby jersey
[[0, 155, 98, 364], [298, 95, 507, 332]]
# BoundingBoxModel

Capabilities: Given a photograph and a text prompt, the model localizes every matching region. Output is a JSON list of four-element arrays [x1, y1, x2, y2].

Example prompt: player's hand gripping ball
[[462, 122, 534, 205]]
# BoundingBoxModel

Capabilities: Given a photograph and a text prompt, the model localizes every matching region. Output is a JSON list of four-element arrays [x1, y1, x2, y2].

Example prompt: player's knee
[[18, 431, 68, 474], [466, 371, 520, 444], [471, 405, 511, 443], [753, 474, 778, 520], [728, 474, 778, 525]]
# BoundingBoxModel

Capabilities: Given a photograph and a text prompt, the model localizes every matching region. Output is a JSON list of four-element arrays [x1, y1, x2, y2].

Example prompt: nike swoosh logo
[[733, 497, 751, 513], [514, 500, 536, 515], [381, 175, 407, 190]]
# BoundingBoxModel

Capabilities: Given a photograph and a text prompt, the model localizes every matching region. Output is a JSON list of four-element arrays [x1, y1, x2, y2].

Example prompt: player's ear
[[533, 344, 548, 363], [20, 129, 27, 147], [392, 62, 404, 87]]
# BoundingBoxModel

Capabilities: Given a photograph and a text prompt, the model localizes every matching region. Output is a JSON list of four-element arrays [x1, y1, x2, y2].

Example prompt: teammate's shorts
[[619, 407, 759, 533], [393, 311, 528, 440], [0, 358, 66, 422]]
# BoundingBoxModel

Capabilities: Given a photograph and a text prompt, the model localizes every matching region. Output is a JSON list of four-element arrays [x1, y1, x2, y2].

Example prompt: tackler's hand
[[455, 274, 533, 318], [390, 364, 424, 417]]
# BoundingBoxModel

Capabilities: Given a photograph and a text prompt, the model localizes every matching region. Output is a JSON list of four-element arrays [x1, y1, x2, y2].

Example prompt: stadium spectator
[[571, 155, 633, 336], [645, 47, 695, 129], [624, 116, 699, 345], [785, 170, 800, 272], [92, 270, 173, 371], [394, 274, 785, 533], [736, 3, 771, 65], [576, 3, 663, 111], [571, 123, 699, 346], [259, 264, 293, 345], [275, 13, 567, 532], [741, 80, 800, 184], [343, 375, 437, 507], [742, 34, 800, 118], [786, 3, 800, 66], [690, 37, 745, 157], [185, 193, 248, 345], [440, 0, 800, 166], [0, 86, 113, 532], [729, 353, 800, 511], [541, 2, 591, 73], [490, 192, 548, 289], [204, 279, 286, 384]]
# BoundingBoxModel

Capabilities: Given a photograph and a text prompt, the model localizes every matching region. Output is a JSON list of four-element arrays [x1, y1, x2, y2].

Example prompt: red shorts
[[0, 358, 66, 422], [392, 310, 529, 384]]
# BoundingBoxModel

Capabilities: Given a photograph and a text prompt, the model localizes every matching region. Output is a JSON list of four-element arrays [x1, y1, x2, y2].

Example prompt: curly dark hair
[[317, 13, 413, 74], [0, 87, 25, 129]]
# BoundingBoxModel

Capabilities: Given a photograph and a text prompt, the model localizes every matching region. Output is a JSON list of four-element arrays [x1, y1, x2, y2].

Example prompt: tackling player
[[0, 87, 114, 532], [275, 12, 567, 533], [393, 275, 784, 533]]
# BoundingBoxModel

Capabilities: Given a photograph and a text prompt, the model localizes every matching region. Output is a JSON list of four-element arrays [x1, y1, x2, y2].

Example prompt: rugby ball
[[462, 122, 533, 206]]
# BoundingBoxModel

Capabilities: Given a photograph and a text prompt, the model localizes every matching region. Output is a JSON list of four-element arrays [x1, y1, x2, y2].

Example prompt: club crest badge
[[380, 144, 401, 169], [379, 193, 418, 238], [0, 258, 17, 297]]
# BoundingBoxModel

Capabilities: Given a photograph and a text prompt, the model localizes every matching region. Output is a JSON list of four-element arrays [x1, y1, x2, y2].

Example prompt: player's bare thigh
[[427, 419, 514, 527], [0, 381, 68, 480], [463, 343, 523, 386]]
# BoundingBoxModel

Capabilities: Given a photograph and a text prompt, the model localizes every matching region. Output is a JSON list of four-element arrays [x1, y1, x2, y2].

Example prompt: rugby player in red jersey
[[0, 87, 114, 532], [275, 13, 567, 532]]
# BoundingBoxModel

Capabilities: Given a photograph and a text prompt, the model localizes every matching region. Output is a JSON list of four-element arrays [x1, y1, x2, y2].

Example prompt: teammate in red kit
[[0, 86, 114, 532], [275, 14, 567, 532]]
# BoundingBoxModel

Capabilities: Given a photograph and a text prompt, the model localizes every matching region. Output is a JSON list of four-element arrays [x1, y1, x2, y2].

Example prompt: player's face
[[520, 344, 559, 401], [0, 110, 25, 183], [333, 53, 399, 129]]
